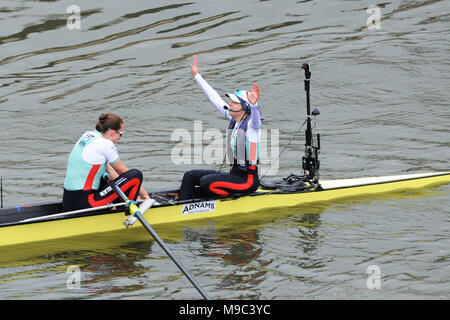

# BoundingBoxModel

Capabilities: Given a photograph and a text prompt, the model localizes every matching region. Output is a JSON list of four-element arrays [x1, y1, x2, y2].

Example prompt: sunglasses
[[115, 130, 124, 137]]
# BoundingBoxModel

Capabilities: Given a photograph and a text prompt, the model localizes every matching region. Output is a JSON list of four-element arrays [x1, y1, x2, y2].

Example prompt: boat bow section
[[320, 172, 450, 190]]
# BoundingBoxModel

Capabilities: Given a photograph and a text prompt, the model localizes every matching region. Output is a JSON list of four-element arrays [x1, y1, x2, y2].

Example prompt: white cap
[[225, 90, 250, 105]]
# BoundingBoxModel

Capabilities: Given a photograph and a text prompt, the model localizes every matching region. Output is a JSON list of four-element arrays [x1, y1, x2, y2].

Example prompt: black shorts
[[178, 165, 259, 200], [63, 169, 143, 212]]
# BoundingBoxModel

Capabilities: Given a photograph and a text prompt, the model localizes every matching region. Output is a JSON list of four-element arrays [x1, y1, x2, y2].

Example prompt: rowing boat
[[1, 63, 449, 248], [1, 171, 448, 248]]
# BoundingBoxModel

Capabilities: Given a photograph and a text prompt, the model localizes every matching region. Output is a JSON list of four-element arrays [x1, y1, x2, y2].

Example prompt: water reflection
[[0, 184, 447, 299]]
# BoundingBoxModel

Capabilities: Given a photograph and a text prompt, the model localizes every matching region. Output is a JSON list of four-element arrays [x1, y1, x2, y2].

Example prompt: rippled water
[[0, 0, 449, 300]]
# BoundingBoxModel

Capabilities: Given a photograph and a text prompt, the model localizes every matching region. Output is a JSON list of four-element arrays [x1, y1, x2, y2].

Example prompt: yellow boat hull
[[0, 172, 449, 248]]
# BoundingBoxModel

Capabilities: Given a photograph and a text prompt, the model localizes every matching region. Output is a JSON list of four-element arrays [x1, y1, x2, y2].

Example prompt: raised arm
[[191, 56, 231, 119], [247, 83, 262, 129]]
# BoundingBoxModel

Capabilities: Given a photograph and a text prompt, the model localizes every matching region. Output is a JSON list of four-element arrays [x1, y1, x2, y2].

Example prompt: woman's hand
[[247, 83, 260, 105], [190, 55, 199, 76], [138, 187, 150, 200]]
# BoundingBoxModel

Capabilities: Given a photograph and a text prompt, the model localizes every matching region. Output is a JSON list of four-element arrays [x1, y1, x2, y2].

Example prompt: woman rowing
[[63, 113, 150, 211], [176, 56, 262, 200]]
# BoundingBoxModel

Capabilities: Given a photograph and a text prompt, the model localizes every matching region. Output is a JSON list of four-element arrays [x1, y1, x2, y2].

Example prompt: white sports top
[[64, 130, 120, 191]]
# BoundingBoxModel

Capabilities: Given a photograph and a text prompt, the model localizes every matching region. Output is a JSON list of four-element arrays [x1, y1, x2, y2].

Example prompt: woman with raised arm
[[176, 56, 262, 200]]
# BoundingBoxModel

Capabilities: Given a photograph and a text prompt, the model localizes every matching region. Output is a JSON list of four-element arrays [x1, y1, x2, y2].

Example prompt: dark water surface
[[0, 0, 449, 299]]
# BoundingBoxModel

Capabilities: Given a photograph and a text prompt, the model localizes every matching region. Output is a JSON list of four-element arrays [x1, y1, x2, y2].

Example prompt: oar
[[19, 200, 146, 224], [102, 172, 211, 300]]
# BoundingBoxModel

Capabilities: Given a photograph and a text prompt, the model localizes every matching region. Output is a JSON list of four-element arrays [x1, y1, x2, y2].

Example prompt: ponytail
[[95, 113, 123, 133]]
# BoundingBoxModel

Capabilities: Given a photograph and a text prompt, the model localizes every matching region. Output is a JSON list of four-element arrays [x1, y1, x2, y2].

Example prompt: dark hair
[[95, 113, 123, 133]]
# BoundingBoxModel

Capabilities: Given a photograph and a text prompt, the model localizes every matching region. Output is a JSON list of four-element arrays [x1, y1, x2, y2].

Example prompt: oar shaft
[[134, 213, 210, 300], [103, 173, 211, 300], [109, 179, 129, 201]]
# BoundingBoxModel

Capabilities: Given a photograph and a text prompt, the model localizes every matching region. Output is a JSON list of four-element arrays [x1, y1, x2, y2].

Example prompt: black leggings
[[178, 166, 259, 200], [63, 169, 143, 211]]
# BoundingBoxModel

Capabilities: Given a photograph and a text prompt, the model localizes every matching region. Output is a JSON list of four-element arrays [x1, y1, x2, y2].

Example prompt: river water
[[0, 0, 449, 300]]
